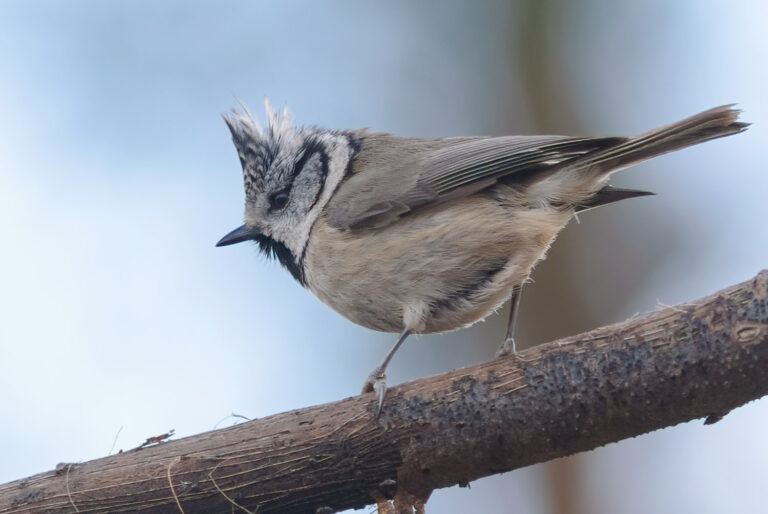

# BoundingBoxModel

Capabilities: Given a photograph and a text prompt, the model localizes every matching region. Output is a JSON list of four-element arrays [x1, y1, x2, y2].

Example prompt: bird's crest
[[223, 97, 297, 148]]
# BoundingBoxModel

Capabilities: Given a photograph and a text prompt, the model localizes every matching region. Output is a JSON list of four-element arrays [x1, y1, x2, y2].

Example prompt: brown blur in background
[[0, 1, 766, 513]]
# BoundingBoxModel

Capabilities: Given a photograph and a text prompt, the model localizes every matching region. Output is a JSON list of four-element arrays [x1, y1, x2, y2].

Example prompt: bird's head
[[217, 99, 358, 285]]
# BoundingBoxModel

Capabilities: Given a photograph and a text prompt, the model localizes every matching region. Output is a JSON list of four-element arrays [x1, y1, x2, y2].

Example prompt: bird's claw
[[362, 369, 387, 417], [495, 336, 517, 358]]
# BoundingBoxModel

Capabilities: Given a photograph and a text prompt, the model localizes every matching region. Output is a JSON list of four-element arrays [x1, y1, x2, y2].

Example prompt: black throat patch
[[252, 234, 305, 286]]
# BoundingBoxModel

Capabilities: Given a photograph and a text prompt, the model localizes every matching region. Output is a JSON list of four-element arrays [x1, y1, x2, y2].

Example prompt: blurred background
[[1, 1, 766, 512]]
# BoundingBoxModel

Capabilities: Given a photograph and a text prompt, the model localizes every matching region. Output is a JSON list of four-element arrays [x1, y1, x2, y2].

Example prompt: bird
[[216, 100, 747, 413]]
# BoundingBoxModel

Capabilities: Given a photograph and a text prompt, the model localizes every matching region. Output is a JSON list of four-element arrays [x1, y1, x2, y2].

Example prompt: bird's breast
[[303, 192, 571, 334]]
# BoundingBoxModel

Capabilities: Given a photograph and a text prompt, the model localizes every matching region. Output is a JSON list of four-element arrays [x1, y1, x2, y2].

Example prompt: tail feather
[[575, 186, 655, 212], [536, 105, 747, 213], [581, 105, 748, 175]]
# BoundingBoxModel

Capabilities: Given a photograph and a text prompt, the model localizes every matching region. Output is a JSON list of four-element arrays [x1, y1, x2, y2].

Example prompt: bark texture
[[1, 271, 767, 514]]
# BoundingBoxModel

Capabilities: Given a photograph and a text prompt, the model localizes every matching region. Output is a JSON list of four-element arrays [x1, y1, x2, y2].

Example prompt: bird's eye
[[269, 191, 290, 211]]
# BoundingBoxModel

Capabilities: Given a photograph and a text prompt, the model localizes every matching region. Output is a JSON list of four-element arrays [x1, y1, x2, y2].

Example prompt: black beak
[[216, 225, 260, 247]]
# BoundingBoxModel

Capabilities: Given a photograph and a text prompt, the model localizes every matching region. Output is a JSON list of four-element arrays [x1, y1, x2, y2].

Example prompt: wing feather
[[326, 134, 625, 230]]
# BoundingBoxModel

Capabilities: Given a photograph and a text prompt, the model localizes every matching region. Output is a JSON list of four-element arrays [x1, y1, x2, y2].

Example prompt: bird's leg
[[362, 329, 412, 416], [496, 285, 522, 357]]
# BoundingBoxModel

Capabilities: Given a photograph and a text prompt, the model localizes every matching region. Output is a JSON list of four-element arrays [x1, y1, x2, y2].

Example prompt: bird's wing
[[325, 134, 625, 230]]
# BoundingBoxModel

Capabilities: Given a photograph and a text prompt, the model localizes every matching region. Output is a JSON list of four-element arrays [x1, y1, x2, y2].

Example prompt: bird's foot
[[362, 367, 388, 417], [495, 336, 517, 358]]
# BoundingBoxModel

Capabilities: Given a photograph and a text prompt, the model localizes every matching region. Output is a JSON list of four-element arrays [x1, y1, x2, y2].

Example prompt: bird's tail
[[581, 104, 749, 176], [535, 105, 749, 211]]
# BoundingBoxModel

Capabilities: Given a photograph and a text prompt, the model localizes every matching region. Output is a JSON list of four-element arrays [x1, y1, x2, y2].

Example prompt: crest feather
[[264, 97, 294, 139], [223, 97, 298, 146], [235, 98, 262, 136], [222, 105, 261, 142], [264, 97, 277, 131]]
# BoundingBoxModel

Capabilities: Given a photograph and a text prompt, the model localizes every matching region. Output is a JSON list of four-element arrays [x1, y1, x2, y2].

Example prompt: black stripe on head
[[300, 131, 363, 212], [269, 137, 328, 205], [294, 137, 326, 178], [303, 141, 330, 213], [253, 233, 305, 286], [343, 132, 363, 178]]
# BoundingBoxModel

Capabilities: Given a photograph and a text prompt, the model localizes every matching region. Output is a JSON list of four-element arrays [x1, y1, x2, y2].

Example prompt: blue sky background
[[1, 2, 766, 512]]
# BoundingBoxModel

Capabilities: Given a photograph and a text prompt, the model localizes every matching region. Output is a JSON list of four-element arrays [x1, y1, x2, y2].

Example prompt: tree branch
[[2, 271, 767, 514]]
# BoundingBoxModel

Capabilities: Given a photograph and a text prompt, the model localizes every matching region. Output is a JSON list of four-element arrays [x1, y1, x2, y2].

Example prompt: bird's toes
[[361, 369, 388, 416], [495, 336, 517, 358]]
